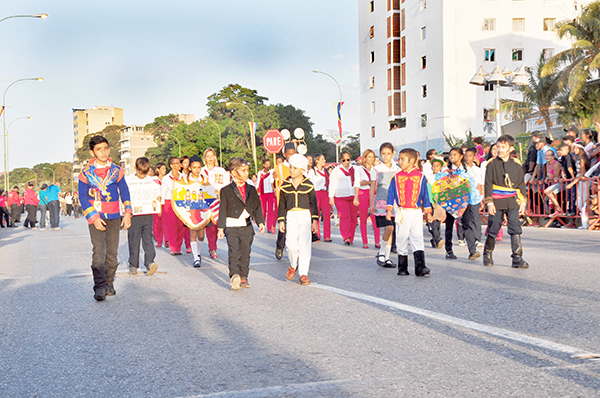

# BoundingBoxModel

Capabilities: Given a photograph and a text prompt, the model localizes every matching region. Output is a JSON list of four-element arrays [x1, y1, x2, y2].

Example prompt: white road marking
[[312, 283, 600, 360]]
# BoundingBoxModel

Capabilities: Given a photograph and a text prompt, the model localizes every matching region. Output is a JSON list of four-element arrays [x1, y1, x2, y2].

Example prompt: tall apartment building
[[72, 106, 124, 178], [359, 0, 587, 154], [119, 125, 157, 175]]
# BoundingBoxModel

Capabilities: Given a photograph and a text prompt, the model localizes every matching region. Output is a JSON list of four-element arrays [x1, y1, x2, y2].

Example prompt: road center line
[[312, 283, 599, 360]]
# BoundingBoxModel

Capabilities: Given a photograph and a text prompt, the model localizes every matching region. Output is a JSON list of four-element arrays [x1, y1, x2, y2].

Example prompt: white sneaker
[[51, 227, 62, 231], [577, 226, 589, 230], [476, 241, 484, 247], [458, 240, 466, 247]]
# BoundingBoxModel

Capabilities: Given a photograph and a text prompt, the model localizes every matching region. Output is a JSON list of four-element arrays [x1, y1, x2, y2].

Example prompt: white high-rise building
[[359, 0, 588, 154]]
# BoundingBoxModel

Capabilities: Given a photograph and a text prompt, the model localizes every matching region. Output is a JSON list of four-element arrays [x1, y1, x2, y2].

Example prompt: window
[[370, 1, 374, 12], [420, 26, 426, 40], [421, 114, 427, 127], [543, 18, 556, 31], [422, 85, 427, 98], [484, 48, 496, 62], [370, 26, 374, 38], [483, 18, 496, 31], [512, 18, 525, 31], [370, 51, 375, 63], [483, 109, 494, 122], [421, 56, 426, 69], [420, 0, 426, 11], [484, 82, 495, 92], [370, 76, 375, 88], [371, 101, 376, 114], [543, 48, 554, 60], [371, 126, 376, 138], [512, 49, 523, 61]]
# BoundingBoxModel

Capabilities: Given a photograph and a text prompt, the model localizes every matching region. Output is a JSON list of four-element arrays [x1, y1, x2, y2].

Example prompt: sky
[[1, 0, 359, 170]]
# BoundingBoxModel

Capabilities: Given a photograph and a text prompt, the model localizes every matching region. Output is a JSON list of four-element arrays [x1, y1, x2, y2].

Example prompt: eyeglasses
[[341, 159, 351, 162]]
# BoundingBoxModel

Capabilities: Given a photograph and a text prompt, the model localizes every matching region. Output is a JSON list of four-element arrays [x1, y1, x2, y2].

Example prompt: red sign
[[263, 129, 285, 154]]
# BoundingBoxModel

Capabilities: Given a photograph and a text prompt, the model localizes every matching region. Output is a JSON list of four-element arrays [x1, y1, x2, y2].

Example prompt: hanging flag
[[336, 102, 344, 144], [0, 106, 4, 117], [248, 121, 258, 136]]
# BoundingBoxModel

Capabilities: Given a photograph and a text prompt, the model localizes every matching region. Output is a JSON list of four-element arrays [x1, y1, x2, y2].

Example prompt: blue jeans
[[38, 204, 47, 228], [47, 200, 60, 228]]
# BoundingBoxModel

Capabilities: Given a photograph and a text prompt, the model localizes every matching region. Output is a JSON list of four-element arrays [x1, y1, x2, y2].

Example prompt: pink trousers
[[205, 220, 218, 251], [334, 196, 358, 243], [357, 189, 380, 245], [153, 213, 163, 245], [260, 192, 277, 232], [163, 200, 185, 253], [315, 190, 331, 240]]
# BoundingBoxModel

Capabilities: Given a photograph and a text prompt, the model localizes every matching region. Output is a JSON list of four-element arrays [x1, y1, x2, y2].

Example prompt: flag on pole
[[248, 121, 258, 137], [0, 106, 4, 117], [336, 102, 344, 144]]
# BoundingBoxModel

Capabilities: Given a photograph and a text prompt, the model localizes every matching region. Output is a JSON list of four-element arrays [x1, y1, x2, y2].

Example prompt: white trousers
[[285, 209, 312, 276], [395, 208, 425, 256]]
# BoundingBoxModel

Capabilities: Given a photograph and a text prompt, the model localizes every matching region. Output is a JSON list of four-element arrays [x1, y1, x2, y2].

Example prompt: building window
[[370, 51, 375, 63], [371, 126, 376, 138], [484, 82, 495, 92], [483, 18, 496, 31], [421, 114, 427, 127], [512, 49, 523, 61], [420, 26, 426, 40], [370, 0, 374, 12], [420, 0, 427, 11], [543, 48, 554, 60], [370, 26, 374, 38], [484, 48, 496, 62], [370, 76, 375, 88], [421, 56, 426, 69], [371, 101, 376, 114], [422, 85, 427, 98], [543, 18, 556, 31], [512, 18, 525, 31]]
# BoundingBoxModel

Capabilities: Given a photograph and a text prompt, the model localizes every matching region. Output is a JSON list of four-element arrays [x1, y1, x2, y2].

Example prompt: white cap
[[289, 154, 308, 171]]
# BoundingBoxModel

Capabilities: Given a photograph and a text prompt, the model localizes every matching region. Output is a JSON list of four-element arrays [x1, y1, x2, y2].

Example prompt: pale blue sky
[[1, 0, 359, 170]]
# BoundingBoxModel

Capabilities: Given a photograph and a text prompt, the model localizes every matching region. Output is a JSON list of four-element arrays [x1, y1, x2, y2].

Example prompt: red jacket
[[7, 191, 20, 206], [24, 187, 40, 206]]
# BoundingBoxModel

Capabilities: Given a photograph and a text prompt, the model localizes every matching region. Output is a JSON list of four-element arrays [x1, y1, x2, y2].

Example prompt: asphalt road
[[1, 217, 599, 397]]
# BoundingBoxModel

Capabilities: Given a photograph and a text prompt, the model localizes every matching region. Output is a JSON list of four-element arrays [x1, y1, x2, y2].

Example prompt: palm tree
[[541, 1, 600, 101], [500, 52, 562, 139]]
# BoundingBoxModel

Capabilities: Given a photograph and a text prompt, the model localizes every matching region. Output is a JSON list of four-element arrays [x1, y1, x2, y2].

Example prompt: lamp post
[[226, 101, 258, 175], [0, 13, 48, 24], [43, 167, 55, 184], [469, 64, 529, 138], [206, 118, 222, 166], [313, 70, 343, 163], [3, 77, 43, 191], [2, 116, 34, 189], [171, 135, 182, 157]]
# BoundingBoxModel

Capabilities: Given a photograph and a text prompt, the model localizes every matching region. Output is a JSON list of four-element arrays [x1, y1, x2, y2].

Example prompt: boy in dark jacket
[[217, 157, 265, 290]]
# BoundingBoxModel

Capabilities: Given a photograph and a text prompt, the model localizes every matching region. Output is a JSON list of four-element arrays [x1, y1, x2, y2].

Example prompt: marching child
[[217, 157, 265, 290], [425, 156, 446, 249], [483, 135, 529, 268], [187, 155, 208, 267], [386, 148, 433, 276], [78, 135, 132, 301], [125, 157, 159, 277], [278, 154, 319, 285]]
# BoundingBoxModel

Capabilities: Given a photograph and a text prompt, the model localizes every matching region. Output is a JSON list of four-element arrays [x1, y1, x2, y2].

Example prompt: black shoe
[[275, 248, 283, 260], [397, 255, 410, 275], [445, 252, 457, 260], [383, 259, 396, 268], [94, 287, 106, 301], [106, 284, 116, 296], [483, 235, 495, 266], [414, 250, 430, 276], [468, 252, 481, 261], [376, 254, 386, 267], [391, 246, 397, 254], [510, 235, 529, 268], [430, 239, 436, 248]]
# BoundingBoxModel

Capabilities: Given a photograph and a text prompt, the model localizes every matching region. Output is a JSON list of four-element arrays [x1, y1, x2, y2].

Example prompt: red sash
[[340, 166, 355, 186], [361, 166, 373, 181], [315, 168, 329, 189]]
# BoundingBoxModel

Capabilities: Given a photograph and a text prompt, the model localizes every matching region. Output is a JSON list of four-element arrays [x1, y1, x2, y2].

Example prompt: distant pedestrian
[[45, 182, 62, 230], [217, 157, 265, 290], [0, 189, 10, 227], [38, 184, 49, 229], [23, 182, 40, 229], [7, 186, 20, 227], [79, 135, 132, 301]]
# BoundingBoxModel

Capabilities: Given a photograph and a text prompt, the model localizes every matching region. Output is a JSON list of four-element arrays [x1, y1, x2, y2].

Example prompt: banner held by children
[[171, 180, 219, 229]]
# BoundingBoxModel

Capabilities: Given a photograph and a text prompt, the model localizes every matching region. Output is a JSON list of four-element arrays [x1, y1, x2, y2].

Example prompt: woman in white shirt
[[307, 154, 331, 242], [353, 149, 378, 249], [257, 158, 276, 234], [329, 151, 358, 245]]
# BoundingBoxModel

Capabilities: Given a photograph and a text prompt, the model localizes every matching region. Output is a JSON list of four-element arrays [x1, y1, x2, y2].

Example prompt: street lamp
[[470, 63, 528, 138], [42, 167, 55, 184], [226, 101, 258, 175], [313, 70, 343, 163], [206, 118, 222, 166], [1, 116, 34, 189], [170, 134, 182, 157], [0, 13, 48, 23], [2, 77, 43, 191]]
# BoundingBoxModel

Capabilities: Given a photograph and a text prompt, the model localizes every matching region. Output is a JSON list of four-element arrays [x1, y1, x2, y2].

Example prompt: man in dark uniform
[[274, 142, 297, 260], [483, 135, 529, 268]]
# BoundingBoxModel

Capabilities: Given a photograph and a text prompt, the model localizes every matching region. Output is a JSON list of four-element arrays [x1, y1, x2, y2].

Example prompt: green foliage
[[0, 162, 74, 191], [444, 130, 476, 149], [556, 79, 600, 127], [341, 136, 361, 159], [76, 125, 124, 163]]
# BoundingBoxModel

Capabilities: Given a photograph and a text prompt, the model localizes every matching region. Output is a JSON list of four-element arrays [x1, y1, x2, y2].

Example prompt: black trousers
[[487, 208, 522, 239], [127, 215, 155, 269], [225, 225, 254, 278], [445, 208, 477, 254], [0, 206, 10, 227], [88, 218, 121, 291], [427, 220, 441, 244], [276, 229, 286, 250], [24, 204, 38, 228]]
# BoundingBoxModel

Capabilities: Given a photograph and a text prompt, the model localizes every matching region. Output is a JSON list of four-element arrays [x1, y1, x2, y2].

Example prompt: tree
[[542, 1, 600, 101], [1, 161, 74, 191], [556, 79, 600, 127], [76, 125, 124, 163], [145, 114, 191, 162], [500, 52, 562, 138]]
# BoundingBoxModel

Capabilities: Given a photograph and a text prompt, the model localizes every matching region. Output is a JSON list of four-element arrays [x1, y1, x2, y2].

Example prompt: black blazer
[[217, 181, 264, 229]]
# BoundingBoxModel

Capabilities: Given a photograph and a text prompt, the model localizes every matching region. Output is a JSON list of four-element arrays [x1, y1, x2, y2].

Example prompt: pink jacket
[[24, 187, 40, 206]]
